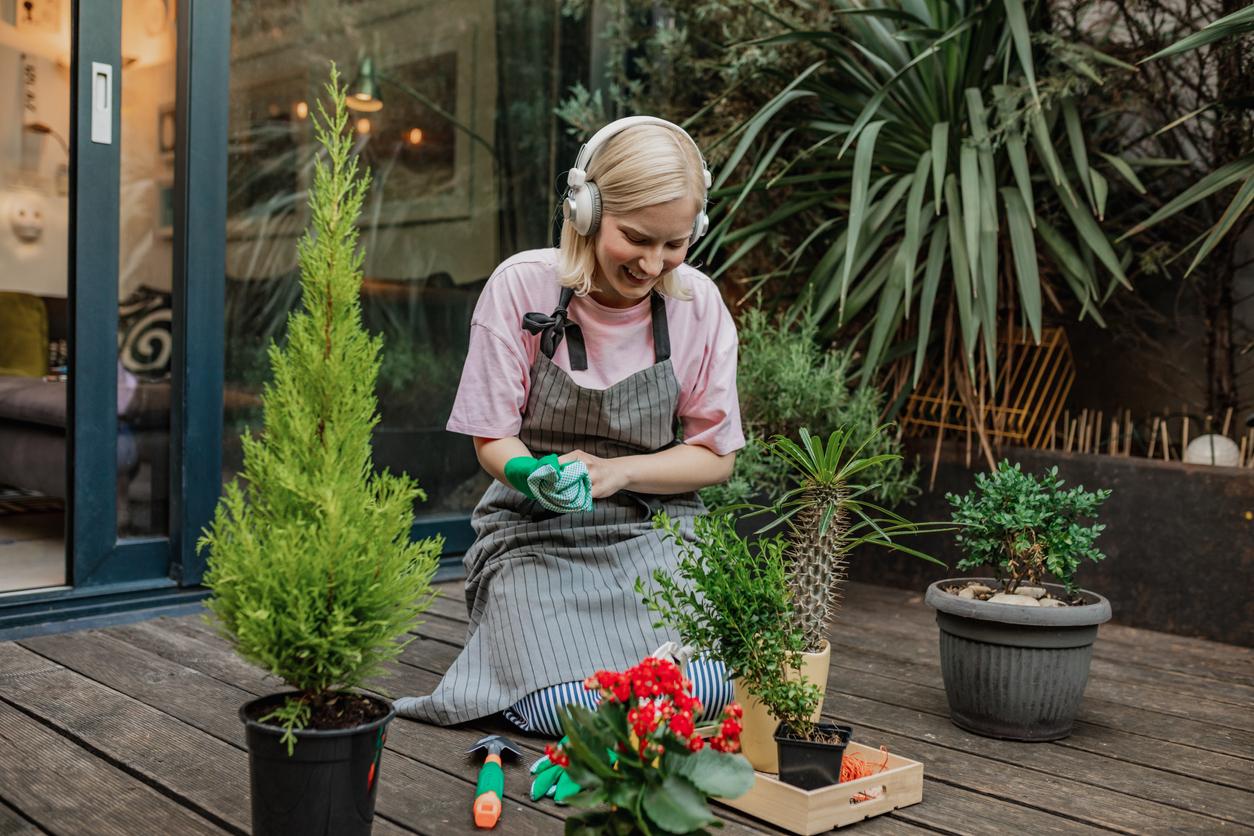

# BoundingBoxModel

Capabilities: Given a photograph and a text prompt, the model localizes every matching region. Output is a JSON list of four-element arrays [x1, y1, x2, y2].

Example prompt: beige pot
[[732, 640, 831, 773]]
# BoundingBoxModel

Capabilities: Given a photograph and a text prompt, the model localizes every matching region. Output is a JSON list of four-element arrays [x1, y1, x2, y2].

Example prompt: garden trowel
[[467, 734, 522, 828]]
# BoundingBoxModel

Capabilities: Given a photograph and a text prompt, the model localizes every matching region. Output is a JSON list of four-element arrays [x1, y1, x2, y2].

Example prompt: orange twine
[[841, 746, 890, 802]]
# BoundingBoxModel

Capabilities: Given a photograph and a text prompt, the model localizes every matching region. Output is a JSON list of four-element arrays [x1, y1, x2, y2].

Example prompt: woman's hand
[[559, 449, 631, 499]]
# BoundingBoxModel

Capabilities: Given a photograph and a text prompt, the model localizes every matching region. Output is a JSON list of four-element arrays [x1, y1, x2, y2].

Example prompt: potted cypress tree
[[198, 68, 442, 835], [925, 461, 1112, 741]]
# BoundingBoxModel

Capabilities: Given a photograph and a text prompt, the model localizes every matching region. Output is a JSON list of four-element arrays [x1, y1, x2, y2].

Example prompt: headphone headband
[[562, 116, 712, 241]]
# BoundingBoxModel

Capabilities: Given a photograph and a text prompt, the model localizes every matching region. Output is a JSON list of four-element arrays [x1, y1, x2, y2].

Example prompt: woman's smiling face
[[591, 198, 697, 308]]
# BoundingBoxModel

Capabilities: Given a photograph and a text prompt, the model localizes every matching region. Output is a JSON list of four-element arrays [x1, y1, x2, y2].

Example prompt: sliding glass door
[[0, 0, 227, 625]]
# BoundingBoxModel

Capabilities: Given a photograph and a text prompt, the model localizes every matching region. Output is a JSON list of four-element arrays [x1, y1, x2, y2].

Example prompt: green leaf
[[712, 63, 823, 190], [1052, 178, 1129, 289], [930, 122, 948, 214], [840, 120, 888, 316], [1090, 168, 1108, 220], [1142, 5, 1254, 62], [959, 144, 981, 288], [1001, 188, 1041, 343], [1003, 0, 1040, 107], [1185, 176, 1254, 277], [643, 775, 718, 833], [672, 749, 756, 799], [1062, 98, 1096, 215], [899, 152, 933, 309], [1120, 153, 1254, 239], [1005, 132, 1036, 226], [1096, 152, 1147, 195], [913, 224, 948, 387]]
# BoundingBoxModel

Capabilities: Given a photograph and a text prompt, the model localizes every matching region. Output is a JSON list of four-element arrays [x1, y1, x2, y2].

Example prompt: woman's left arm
[[559, 444, 735, 498]]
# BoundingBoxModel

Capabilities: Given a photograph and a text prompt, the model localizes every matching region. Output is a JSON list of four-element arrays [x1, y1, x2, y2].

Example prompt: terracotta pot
[[733, 640, 831, 773]]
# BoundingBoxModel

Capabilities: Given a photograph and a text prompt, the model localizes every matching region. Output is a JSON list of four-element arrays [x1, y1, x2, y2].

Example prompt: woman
[[395, 117, 743, 736]]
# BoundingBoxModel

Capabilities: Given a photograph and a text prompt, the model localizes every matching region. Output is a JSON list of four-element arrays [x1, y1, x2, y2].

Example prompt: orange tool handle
[[473, 752, 504, 828]]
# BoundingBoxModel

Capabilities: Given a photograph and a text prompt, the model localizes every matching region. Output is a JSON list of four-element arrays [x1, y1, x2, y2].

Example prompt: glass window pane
[[225, 1, 584, 521], [117, 0, 178, 538], [0, 2, 71, 591]]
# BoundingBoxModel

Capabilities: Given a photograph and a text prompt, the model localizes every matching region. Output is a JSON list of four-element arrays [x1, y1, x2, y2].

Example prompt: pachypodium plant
[[765, 427, 945, 652], [551, 656, 755, 835], [948, 461, 1110, 593], [641, 513, 825, 742], [199, 67, 441, 751]]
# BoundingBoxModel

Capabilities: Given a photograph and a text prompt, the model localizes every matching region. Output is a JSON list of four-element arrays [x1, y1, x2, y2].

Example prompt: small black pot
[[240, 692, 395, 836], [774, 722, 852, 791]]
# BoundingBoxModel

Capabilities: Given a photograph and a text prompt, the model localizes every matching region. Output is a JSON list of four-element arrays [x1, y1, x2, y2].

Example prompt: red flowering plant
[[551, 656, 755, 835]]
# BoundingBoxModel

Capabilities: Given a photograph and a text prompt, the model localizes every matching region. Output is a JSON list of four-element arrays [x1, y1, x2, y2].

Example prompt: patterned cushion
[[118, 286, 173, 380]]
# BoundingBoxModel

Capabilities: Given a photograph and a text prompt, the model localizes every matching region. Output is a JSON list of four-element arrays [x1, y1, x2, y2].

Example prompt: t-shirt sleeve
[[677, 289, 745, 456], [445, 274, 532, 439]]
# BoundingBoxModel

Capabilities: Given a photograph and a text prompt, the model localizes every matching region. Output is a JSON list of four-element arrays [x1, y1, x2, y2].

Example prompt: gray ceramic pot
[[925, 578, 1112, 741]]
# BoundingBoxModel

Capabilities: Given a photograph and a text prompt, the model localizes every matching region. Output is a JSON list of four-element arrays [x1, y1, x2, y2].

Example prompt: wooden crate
[[716, 742, 923, 835]]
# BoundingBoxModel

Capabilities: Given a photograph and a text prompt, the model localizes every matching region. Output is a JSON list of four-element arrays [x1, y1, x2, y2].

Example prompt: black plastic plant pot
[[774, 722, 852, 791], [239, 691, 395, 836]]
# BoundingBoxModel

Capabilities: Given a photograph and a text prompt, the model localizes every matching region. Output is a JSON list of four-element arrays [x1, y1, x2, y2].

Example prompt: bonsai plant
[[925, 460, 1112, 740], [640, 513, 849, 786], [547, 654, 756, 834], [198, 68, 442, 835]]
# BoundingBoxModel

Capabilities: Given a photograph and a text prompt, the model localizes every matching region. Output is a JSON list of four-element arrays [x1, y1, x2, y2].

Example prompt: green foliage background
[[700, 307, 916, 511], [200, 72, 441, 733]]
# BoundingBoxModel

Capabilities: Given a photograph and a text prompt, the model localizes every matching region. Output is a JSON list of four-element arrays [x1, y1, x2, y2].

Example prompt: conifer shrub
[[199, 68, 441, 748]]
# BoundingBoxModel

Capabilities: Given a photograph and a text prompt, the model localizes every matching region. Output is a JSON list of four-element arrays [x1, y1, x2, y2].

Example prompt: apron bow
[[523, 307, 588, 370]]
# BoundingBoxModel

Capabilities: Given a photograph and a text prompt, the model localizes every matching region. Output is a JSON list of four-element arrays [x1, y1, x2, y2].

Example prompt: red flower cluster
[[568, 657, 744, 761], [544, 741, 570, 768]]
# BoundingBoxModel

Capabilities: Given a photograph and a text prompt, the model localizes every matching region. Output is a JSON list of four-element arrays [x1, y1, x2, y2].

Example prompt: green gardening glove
[[529, 737, 619, 805], [504, 454, 561, 500], [529, 737, 583, 805]]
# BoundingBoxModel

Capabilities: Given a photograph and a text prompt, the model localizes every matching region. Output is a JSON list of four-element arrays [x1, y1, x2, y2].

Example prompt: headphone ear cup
[[692, 211, 709, 244], [565, 181, 602, 237], [584, 181, 602, 237]]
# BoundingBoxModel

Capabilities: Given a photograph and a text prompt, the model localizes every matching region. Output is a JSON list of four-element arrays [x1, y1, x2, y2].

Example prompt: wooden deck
[[1, 580, 1251, 835]]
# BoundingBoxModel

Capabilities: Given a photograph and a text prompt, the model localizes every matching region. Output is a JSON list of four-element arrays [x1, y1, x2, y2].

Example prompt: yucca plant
[[760, 427, 945, 652], [1120, 4, 1254, 278], [698, 0, 1139, 388]]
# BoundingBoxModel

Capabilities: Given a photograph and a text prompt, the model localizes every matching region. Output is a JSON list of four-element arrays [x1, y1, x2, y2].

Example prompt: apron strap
[[523, 286, 588, 371], [650, 292, 671, 364]]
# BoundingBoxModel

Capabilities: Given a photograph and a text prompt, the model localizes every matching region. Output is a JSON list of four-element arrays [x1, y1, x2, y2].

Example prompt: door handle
[[91, 62, 112, 145]]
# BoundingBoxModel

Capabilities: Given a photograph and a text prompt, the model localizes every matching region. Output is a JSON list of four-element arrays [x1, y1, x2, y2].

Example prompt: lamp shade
[[347, 56, 383, 112]]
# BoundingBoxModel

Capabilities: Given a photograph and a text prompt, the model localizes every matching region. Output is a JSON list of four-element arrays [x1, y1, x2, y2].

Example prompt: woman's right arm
[[473, 436, 533, 486]]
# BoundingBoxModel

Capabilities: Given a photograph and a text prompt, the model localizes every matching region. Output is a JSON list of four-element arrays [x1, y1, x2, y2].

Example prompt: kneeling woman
[[395, 117, 742, 736]]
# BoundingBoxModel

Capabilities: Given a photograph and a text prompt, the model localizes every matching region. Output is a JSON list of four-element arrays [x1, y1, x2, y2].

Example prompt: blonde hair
[[558, 123, 706, 301]]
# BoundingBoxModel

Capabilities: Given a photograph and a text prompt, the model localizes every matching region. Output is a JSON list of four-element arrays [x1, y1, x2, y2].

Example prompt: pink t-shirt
[[447, 248, 744, 456]]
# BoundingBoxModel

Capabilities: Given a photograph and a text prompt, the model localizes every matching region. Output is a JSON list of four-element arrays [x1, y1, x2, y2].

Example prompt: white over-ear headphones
[[562, 116, 712, 244]]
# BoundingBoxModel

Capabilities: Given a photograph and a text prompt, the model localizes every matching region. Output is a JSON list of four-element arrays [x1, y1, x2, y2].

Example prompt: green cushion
[[0, 292, 49, 377]]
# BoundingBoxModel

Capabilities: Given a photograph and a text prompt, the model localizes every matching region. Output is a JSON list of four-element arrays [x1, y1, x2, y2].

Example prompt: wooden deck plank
[[0, 642, 251, 834], [822, 630, 1254, 757], [396, 619, 1246, 831], [102, 619, 777, 835], [420, 588, 1254, 785], [0, 799, 48, 835], [0, 700, 228, 836], [847, 582, 1254, 687]]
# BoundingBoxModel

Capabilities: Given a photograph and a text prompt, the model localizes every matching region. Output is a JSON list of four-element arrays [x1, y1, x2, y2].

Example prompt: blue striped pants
[[504, 657, 733, 738]]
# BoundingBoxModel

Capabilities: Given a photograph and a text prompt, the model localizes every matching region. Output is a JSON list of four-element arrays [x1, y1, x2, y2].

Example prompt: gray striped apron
[[398, 286, 703, 726]]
